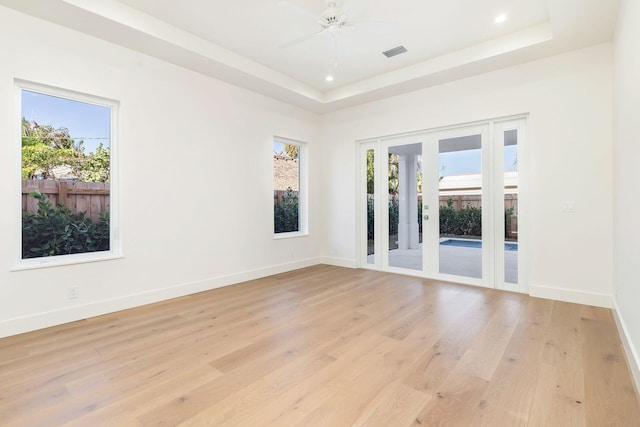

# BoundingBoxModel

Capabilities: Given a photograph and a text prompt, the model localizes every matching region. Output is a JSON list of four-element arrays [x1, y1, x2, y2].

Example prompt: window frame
[[273, 136, 308, 239], [13, 79, 121, 271]]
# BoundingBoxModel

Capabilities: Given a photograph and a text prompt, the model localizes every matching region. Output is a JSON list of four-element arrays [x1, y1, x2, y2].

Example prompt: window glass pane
[[273, 140, 300, 233], [504, 129, 518, 283], [21, 89, 111, 259], [438, 134, 482, 279], [366, 149, 375, 264], [388, 144, 422, 271]]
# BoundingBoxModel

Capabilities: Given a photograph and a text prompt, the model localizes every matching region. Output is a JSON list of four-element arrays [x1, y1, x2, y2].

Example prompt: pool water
[[440, 239, 518, 251]]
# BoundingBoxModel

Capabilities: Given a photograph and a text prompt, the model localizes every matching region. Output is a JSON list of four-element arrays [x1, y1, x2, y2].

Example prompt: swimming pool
[[440, 238, 518, 251]]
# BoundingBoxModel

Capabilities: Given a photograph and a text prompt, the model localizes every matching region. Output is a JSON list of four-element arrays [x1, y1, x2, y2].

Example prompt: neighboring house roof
[[439, 171, 518, 196], [273, 154, 299, 191], [50, 165, 79, 181]]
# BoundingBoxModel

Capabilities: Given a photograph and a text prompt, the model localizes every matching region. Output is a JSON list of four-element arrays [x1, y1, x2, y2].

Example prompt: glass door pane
[[388, 143, 422, 271], [438, 134, 483, 279], [504, 129, 518, 283], [366, 148, 375, 265]]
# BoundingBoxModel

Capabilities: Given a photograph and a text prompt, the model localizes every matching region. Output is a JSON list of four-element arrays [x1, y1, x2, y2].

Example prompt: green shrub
[[439, 197, 482, 237], [385, 198, 423, 237], [22, 191, 110, 258], [388, 199, 398, 235], [367, 196, 375, 240], [274, 187, 299, 233], [439, 198, 461, 235], [458, 204, 482, 236]]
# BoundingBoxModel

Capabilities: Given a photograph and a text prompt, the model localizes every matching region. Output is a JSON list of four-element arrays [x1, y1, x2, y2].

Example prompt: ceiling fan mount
[[278, 0, 362, 49], [320, 1, 348, 31]]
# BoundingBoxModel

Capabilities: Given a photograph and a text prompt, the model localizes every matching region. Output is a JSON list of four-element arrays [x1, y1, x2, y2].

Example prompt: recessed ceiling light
[[495, 14, 507, 24], [325, 75, 334, 82]]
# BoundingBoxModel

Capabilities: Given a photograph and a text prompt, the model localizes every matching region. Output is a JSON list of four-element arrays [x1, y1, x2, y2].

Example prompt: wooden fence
[[22, 180, 110, 223]]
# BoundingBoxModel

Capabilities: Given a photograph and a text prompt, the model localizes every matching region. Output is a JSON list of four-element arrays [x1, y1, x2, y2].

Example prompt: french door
[[359, 117, 526, 291]]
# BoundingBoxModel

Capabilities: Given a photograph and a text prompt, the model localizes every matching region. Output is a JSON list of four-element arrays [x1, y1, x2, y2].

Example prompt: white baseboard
[[529, 284, 612, 308], [1, 257, 323, 338], [320, 256, 358, 268], [612, 299, 640, 397]]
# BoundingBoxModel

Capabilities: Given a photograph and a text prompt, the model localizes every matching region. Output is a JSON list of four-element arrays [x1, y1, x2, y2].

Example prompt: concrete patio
[[367, 242, 518, 284]]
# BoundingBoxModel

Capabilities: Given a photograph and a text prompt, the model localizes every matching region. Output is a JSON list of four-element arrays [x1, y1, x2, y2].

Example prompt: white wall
[[613, 0, 640, 387], [321, 43, 615, 306], [0, 5, 623, 339], [0, 7, 322, 337]]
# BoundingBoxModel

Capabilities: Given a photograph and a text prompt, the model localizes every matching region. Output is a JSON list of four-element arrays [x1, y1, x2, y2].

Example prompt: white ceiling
[[0, 0, 620, 112]]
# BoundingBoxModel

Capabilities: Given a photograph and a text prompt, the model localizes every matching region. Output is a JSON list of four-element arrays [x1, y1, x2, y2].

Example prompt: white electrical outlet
[[561, 201, 576, 212], [68, 286, 79, 299]]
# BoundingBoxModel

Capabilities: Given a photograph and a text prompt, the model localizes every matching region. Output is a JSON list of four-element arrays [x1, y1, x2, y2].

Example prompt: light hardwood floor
[[1, 265, 639, 426]]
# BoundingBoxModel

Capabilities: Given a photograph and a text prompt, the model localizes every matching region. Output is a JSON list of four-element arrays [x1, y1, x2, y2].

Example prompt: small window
[[17, 81, 119, 268], [273, 137, 307, 236]]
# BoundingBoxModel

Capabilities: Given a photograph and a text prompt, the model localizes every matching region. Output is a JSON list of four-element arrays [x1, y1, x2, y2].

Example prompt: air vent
[[382, 45, 407, 58]]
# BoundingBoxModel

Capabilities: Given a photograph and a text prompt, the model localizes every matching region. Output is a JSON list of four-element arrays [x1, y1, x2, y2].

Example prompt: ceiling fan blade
[[350, 20, 397, 35], [278, 0, 320, 23], [278, 29, 326, 48]]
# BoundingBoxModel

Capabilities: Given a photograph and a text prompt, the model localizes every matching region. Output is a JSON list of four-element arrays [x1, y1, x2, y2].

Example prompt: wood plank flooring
[[1, 265, 639, 426]]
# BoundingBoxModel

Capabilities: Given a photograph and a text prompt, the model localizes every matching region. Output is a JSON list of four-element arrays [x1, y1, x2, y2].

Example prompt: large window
[[273, 137, 307, 236], [16, 81, 119, 268]]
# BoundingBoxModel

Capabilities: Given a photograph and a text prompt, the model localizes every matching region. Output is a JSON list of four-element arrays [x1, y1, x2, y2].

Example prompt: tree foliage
[[80, 143, 110, 182], [283, 143, 299, 159], [367, 152, 422, 197], [21, 118, 80, 180], [21, 118, 110, 182]]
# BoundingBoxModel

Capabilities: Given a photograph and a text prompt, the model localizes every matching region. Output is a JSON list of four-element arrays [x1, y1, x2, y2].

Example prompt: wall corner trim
[[612, 299, 640, 398], [320, 257, 358, 269]]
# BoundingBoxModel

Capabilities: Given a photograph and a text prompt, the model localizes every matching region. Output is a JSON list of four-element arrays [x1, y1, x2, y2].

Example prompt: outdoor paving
[[367, 244, 518, 284]]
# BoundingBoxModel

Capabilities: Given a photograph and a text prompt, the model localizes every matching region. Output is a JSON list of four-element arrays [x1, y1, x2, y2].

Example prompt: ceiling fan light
[[495, 14, 507, 24]]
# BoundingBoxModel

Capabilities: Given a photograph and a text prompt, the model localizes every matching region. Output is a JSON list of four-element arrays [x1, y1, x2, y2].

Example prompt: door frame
[[493, 117, 529, 293], [356, 115, 529, 293], [423, 123, 491, 288]]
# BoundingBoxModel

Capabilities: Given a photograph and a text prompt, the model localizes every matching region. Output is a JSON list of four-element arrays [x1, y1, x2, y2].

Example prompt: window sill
[[11, 251, 123, 271], [273, 231, 309, 240]]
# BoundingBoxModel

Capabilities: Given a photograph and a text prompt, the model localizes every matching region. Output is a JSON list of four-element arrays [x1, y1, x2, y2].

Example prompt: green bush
[[439, 197, 482, 237], [458, 204, 482, 236], [439, 198, 460, 235], [367, 196, 375, 240], [388, 198, 399, 235], [384, 198, 423, 237], [274, 187, 299, 233], [22, 191, 110, 258]]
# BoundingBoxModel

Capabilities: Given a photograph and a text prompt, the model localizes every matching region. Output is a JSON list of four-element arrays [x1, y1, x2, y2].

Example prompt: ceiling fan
[[278, 0, 371, 61]]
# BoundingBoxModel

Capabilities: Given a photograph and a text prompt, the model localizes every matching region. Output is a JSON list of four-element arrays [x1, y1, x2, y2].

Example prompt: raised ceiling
[[0, 0, 620, 112]]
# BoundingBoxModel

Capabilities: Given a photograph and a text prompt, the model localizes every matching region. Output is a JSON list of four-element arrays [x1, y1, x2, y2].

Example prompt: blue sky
[[21, 90, 110, 154], [439, 145, 518, 176], [273, 141, 285, 154]]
